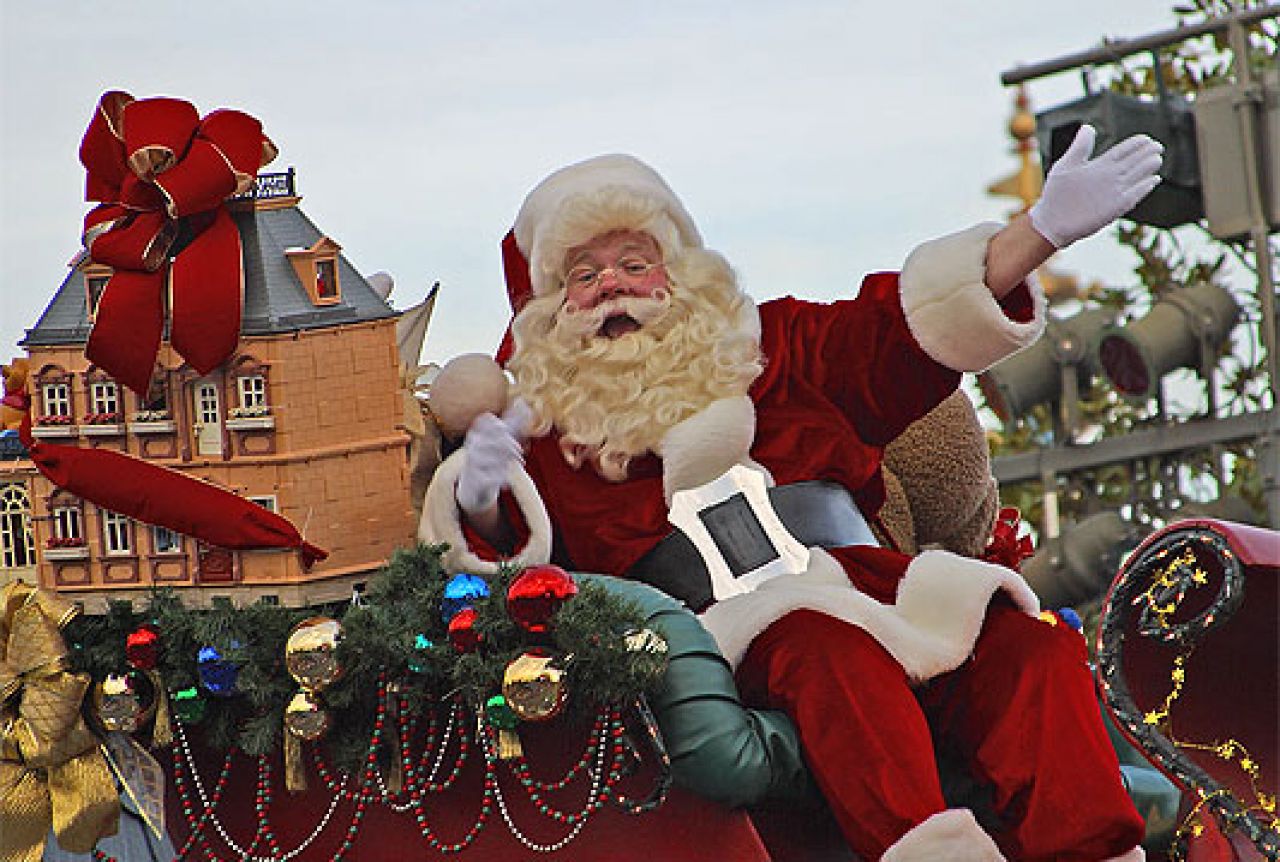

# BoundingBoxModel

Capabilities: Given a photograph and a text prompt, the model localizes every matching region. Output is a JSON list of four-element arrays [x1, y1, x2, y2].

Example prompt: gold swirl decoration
[[0, 582, 119, 862]]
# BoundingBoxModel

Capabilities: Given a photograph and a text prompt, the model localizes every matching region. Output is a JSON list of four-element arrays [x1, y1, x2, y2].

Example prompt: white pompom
[[428, 353, 509, 439]]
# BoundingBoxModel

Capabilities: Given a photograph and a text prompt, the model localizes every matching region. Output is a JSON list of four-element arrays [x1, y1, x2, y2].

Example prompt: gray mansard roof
[[22, 203, 396, 347]]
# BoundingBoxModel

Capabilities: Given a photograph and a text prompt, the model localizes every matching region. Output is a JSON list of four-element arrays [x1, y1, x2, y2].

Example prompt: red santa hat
[[497, 154, 705, 362], [509, 154, 703, 305]]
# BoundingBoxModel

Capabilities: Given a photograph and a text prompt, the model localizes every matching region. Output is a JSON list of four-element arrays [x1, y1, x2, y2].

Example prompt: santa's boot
[[881, 809, 1004, 862]]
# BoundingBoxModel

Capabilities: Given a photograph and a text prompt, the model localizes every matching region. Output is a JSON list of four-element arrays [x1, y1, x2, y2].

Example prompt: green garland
[[64, 544, 661, 773]]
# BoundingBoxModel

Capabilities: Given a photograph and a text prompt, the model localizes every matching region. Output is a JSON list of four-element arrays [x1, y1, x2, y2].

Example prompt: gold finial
[[988, 86, 1095, 304], [987, 85, 1044, 214]]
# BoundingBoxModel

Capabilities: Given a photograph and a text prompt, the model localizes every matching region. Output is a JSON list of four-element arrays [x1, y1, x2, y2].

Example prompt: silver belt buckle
[[667, 465, 811, 603]]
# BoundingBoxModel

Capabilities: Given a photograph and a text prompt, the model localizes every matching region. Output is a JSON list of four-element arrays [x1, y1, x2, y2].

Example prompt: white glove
[[455, 399, 533, 515], [1028, 124, 1164, 249]]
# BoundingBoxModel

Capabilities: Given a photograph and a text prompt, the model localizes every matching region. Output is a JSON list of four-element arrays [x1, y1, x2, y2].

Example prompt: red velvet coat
[[511, 273, 1031, 596]]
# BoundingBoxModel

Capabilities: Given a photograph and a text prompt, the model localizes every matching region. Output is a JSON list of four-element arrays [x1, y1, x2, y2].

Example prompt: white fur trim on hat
[[513, 155, 703, 299], [899, 222, 1047, 372], [697, 548, 1040, 681], [419, 449, 552, 574], [882, 809, 1006, 862]]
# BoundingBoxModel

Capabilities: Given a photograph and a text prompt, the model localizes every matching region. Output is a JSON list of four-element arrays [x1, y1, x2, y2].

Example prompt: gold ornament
[[285, 616, 344, 690], [92, 673, 152, 734], [625, 628, 668, 656], [283, 617, 342, 795], [284, 690, 331, 741], [0, 581, 120, 862], [625, 628, 670, 684], [502, 652, 567, 722]]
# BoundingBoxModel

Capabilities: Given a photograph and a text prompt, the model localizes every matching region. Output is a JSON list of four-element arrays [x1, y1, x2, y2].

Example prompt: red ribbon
[[981, 506, 1035, 572], [17, 411, 325, 569], [79, 91, 278, 395]]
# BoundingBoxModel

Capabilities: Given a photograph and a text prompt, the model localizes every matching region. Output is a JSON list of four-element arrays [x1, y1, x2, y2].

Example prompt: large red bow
[[79, 91, 277, 395]]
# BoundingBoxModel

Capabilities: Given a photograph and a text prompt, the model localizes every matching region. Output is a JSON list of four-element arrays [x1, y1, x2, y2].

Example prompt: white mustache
[[553, 288, 672, 339]]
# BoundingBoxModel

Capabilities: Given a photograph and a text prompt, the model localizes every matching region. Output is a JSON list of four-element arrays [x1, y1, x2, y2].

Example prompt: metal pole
[[1226, 16, 1280, 526], [1001, 5, 1279, 86]]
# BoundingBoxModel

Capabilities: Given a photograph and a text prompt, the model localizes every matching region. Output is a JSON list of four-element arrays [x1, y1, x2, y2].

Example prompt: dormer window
[[316, 258, 338, 300], [84, 265, 112, 319], [285, 237, 343, 306]]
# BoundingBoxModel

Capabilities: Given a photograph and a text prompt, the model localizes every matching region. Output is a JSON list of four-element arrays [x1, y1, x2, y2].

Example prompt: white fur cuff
[[697, 548, 1041, 683], [899, 222, 1047, 372], [418, 449, 553, 574]]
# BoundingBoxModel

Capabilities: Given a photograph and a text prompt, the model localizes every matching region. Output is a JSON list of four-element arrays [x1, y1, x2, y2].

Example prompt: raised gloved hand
[[455, 399, 533, 514], [1029, 124, 1164, 249]]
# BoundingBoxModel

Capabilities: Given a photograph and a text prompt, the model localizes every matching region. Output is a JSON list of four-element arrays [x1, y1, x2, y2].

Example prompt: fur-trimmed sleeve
[[898, 222, 1047, 372], [418, 450, 552, 575]]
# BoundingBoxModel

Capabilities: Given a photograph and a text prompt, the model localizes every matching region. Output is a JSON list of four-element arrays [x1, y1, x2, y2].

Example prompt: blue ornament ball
[[1056, 607, 1084, 631], [197, 644, 241, 697], [441, 573, 490, 624]]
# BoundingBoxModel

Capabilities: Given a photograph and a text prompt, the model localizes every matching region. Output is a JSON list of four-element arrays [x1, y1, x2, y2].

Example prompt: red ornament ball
[[126, 623, 161, 671], [448, 607, 483, 653], [506, 565, 579, 635]]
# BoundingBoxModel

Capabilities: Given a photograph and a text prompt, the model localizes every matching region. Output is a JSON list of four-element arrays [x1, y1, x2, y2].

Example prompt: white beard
[[508, 248, 763, 481]]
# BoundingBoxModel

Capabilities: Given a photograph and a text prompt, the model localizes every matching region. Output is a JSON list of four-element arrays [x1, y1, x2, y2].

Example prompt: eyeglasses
[[563, 256, 663, 292]]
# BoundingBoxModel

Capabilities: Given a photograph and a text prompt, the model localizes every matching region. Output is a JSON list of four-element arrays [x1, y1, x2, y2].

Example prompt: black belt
[[627, 480, 878, 613]]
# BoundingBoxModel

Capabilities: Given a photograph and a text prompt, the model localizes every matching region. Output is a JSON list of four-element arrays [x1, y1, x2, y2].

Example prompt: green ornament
[[408, 633, 434, 673], [485, 694, 518, 730], [172, 686, 207, 724]]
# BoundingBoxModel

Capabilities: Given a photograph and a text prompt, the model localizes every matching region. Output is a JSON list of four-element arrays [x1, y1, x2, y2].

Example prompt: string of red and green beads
[[311, 694, 473, 804], [97, 697, 637, 861], [93, 560, 653, 860]]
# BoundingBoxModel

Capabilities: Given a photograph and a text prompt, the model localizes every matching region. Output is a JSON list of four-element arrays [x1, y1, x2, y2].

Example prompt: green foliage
[[63, 544, 657, 774]]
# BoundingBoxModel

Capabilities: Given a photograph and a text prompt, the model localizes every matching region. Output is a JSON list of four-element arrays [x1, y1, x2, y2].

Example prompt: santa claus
[[422, 126, 1163, 861]]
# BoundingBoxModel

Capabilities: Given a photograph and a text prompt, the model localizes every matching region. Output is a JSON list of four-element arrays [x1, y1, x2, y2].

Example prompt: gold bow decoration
[[0, 582, 119, 862]]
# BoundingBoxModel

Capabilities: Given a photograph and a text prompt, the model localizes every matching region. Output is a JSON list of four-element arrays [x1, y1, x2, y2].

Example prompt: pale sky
[[2, 1, 1182, 370]]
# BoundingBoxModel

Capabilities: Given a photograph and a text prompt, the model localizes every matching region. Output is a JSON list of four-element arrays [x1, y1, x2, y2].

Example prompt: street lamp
[[979, 306, 1115, 432], [1036, 88, 1203, 228], [1021, 511, 1146, 609], [1097, 282, 1241, 401]]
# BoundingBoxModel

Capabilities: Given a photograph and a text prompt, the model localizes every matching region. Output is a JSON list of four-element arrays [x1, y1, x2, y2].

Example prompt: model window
[[249, 496, 277, 513], [86, 275, 110, 316], [1, 484, 35, 568], [102, 510, 133, 555], [42, 383, 71, 418], [238, 375, 268, 410], [316, 258, 338, 299], [152, 525, 182, 554], [90, 381, 119, 416], [51, 506, 83, 544], [142, 387, 169, 413]]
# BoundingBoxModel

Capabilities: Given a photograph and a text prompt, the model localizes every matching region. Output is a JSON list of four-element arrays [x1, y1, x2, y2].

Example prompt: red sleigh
[[109, 564, 1197, 862], [1096, 518, 1279, 862]]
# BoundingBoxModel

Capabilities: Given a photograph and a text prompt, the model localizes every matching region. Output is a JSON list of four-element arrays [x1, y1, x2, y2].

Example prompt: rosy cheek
[[564, 285, 593, 308]]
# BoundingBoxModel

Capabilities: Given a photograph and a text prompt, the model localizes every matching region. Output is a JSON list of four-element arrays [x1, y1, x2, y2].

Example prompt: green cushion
[[577, 574, 821, 808]]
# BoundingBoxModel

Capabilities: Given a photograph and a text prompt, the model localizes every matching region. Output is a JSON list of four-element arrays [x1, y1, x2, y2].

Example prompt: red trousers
[[736, 604, 1145, 861]]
